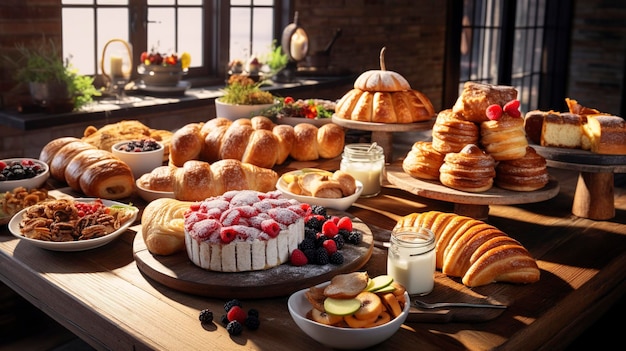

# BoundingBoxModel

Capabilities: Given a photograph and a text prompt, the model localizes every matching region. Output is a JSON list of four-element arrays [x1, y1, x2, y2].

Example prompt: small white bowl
[[287, 282, 410, 350], [276, 169, 363, 211], [135, 179, 175, 202], [111, 140, 164, 179], [215, 98, 277, 121], [0, 158, 50, 192]]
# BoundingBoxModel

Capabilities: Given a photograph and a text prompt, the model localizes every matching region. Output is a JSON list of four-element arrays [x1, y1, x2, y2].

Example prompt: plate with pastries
[[8, 197, 138, 251], [0, 187, 55, 225], [276, 168, 363, 211]]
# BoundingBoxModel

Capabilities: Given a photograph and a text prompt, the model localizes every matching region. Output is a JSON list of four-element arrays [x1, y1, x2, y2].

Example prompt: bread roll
[[49, 140, 98, 181], [169, 123, 204, 167], [172, 159, 278, 201], [495, 146, 549, 191], [272, 124, 296, 164], [290, 123, 319, 161], [137, 165, 176, 192], [39, 137, 81, 165], [317, 123, 345, 159], [78, 158, 135, 199], [64, 148, 115, 190], [431, 109, 480, 154], [402, 141, 445, 180], [395, 211, 540, 287], [240, 129, 279, 169], [142, 198, 192, 255]]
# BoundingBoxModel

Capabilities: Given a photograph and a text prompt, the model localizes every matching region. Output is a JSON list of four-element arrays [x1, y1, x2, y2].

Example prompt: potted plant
[[4, 39, 100, 112], [215, 74, 277, 120]]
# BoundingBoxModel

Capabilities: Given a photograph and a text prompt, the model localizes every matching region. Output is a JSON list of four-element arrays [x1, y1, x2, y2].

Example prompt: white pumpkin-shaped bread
[[335, 47, 435, 123], [354, 47, 411, 92]]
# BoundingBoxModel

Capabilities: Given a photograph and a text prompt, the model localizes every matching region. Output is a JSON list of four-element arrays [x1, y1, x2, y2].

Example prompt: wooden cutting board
[[133, 210, 373, 299]]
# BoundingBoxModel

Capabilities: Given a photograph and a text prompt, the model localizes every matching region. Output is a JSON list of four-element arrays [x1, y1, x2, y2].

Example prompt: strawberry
[[322, 240, 337, 255], [486, 104, 503, 120], [321, 220, 339, 238], [227, 306, 247, 324], [336, 216, 353, 232], [220, 227, 237, 243], [290, 249, 308, 266]]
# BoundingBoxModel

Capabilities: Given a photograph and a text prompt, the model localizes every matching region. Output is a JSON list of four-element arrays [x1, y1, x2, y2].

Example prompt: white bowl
[[111, 140, 164, 179], [287, 282, 410, 350], [276, 169, 363, 211], [135, 179, 175, 202], [0, 158, 50, 192], [8, 198, 138, 251], [215, 98, 277, 121]]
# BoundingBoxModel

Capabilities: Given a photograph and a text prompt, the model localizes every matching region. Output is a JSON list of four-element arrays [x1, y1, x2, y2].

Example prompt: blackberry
[[338, 228, 351, 239], [298, 238, 316, 251], [315, 234, 328, 248], [220, 314, 229, 326], [329, 252, 344, 265], [303, 248, 317, 263], [199, 309, 214, 324], [332, 234, 345, 250], [245, 316, 261, 330], [306, 216, 324, 232], [314, 247, 330, 265], [224, 299, 242, 312], [311, 205, 327, 217], [247, 308, 259, 318], [226, 320, 244, 335], [346, 230, 362, 245], [304, 227, 317, 240]]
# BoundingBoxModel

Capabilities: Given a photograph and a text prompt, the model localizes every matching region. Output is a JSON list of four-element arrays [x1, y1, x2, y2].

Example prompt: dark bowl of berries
[[112, 139, 164, 179], [0, 158, 50, 192]]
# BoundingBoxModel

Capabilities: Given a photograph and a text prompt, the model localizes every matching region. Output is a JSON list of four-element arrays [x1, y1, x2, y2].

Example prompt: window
[[448, 0, 572, 112], [61, 0, 285, 83]]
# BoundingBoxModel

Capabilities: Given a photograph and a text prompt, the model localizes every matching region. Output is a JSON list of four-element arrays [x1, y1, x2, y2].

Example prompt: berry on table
[[227, 305, 247, 324], [226, 320, 244, 335], [245, 316, 261, 330], [329, 251, 344, 265], [199, 309, 214, 324], [224, 299, 242, 312]]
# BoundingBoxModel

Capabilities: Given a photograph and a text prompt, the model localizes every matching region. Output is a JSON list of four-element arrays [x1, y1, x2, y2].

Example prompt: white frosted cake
[[184, 190, 306, 272]]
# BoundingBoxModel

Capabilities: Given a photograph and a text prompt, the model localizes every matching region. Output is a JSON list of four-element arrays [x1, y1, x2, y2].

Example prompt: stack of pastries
[[403, 82, 549, 192]]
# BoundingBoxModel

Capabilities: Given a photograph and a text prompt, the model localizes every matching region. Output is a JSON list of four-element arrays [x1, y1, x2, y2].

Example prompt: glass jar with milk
[[387, 226, 436, 296], [340, 143, 385, 197]]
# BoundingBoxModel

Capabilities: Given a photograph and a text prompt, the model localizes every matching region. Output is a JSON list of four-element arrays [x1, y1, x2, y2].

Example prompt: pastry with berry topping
[[480, 99, 528, 161], [184, 190, 307, 272]]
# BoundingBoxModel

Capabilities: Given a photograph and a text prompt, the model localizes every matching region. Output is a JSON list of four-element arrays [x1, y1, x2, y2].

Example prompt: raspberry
[[224, 299, 242, 312], [245, 316, 261, 330], [322, 239, 337, 255], [486, 104, 503, 120], [336, 216, 353, 231], [329, 252, 344, 265], [226, 320, 244, 335], [290, 249, 308, 266], [260, 219, 281, 237], [199, 309, 213, 324], [329, 215, 340, 224], [322, 220, 339, 238], [227, 305, 247, 324], [220, 227, 237, 243], [503, 99, 521, 116], [314, 247, 330, 265]]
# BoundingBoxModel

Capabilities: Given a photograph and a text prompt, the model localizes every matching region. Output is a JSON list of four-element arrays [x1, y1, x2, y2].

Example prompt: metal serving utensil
[[413, 299, 507, 309]]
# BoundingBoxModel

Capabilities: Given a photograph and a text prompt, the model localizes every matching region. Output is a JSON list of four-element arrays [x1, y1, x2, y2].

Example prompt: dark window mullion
[[498, 0, 516, 85]]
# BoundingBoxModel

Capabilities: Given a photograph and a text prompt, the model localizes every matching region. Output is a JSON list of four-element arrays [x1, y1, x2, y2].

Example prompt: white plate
[[8, 198, 138, 252], [135, 179, 175, 202], [276, 169, 363, 211]]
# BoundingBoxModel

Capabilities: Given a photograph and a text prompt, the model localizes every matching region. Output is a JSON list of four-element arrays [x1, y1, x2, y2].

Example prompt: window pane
[[148, 0, 175, 5], [230, 8, 251, 60], [179, 0, 203, 5], [231, 0, 252, 5], [254, 0, 274, 5], [251, 7, 273, 57], [148, 8, 176, 53], [178, 8, 203, 67], [63, 8, 96, 75], [97, 0, 128, 4], [63, 0, 94, 4], [97, 8, 130, 74]]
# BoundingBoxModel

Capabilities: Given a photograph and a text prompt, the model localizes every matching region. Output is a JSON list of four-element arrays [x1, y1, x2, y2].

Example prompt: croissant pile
[[395, 211, 540, 287], [169, 116, 346, 169]]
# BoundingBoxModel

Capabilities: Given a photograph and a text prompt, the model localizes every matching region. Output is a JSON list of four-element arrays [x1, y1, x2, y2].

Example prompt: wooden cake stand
[[385, 162, 560, 220], [532, 145, 626, 220], [331, 115, 435, 162]]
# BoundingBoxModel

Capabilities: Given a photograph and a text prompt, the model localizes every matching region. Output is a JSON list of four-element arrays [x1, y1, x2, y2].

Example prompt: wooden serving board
[[532, 144, 626, 165], [133, 211, 374, 299]]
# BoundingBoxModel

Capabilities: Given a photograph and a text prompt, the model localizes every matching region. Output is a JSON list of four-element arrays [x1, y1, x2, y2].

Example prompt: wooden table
[[1, 158, 625, 351]]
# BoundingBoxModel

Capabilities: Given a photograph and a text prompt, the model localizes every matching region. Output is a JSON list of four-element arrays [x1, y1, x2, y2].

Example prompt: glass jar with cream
[[387, 226, 436, 296], [339, 143, 384, 197]]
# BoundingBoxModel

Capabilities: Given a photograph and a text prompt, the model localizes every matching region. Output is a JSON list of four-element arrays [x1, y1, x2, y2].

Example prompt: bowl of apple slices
[[287, 272, 410, 350]]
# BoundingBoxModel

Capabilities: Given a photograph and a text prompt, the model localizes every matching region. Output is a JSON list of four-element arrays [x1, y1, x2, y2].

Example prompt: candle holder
[[101, 38, 134, 103]]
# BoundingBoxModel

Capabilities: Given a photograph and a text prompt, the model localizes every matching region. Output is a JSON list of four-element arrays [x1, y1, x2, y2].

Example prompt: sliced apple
[[372, 284, 396, 294], [366, 275, 394, 292], [323, 297, 361, 316]]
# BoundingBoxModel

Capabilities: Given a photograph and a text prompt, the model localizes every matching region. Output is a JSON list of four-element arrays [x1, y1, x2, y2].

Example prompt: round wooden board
[[133, 211, 374, 299], [532, 144, 626, 166], [386, 163, 560, 206], [331, 114, 435, 132]]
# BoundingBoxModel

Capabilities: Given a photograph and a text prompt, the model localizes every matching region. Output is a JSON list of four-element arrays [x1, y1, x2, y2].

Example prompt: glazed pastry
[[142, 197, 193, 255], [402, 141, 445, 180], [439, 144, 496, 193], [452, 81, 518, 123], [480, 114, 528, 161], [495, 146, 549, 191], [431, 109, 480, 154]]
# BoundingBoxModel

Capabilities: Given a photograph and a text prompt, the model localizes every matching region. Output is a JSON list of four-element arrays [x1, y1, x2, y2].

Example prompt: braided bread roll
[[172, 159, 278, 201], [169, 116, 345, 168], [395, 211, 540, 287]]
